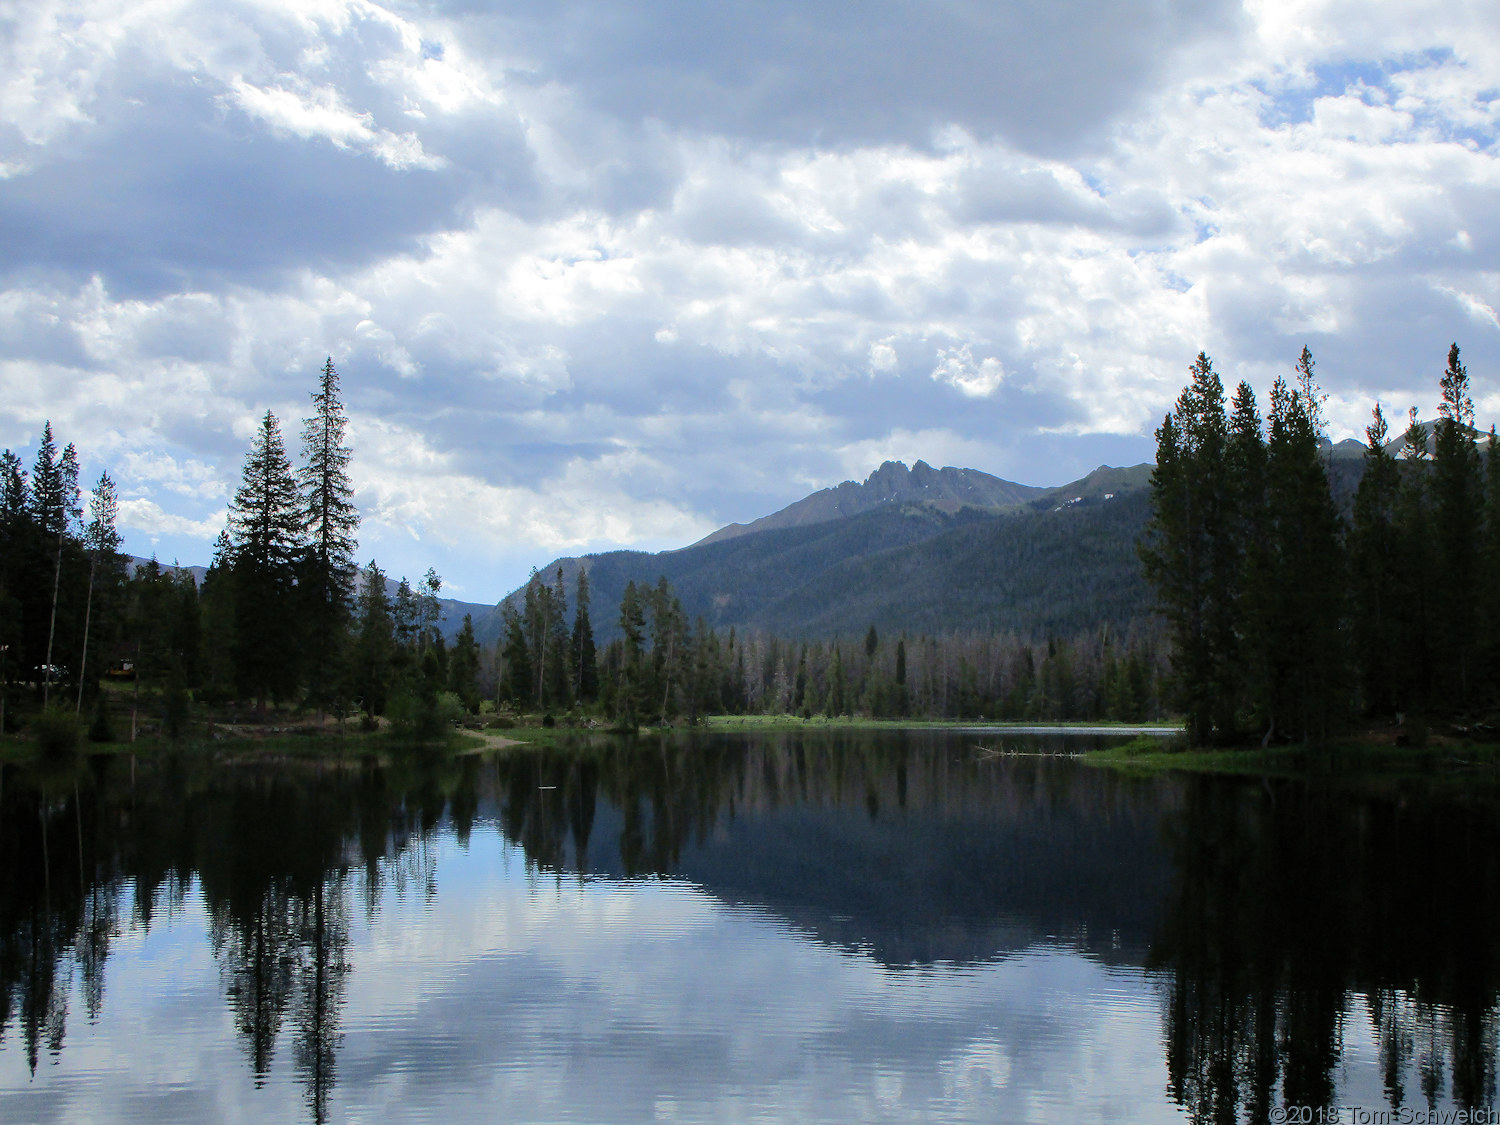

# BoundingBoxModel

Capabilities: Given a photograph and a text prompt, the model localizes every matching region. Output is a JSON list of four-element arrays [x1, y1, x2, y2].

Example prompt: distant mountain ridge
[[476, 460, 1157, 645], [695, 460, 1049, 546]]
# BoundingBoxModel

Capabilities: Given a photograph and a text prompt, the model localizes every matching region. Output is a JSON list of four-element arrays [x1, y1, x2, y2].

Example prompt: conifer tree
[[1261, 356, 1347, 743], [545, 567, 570, 707], [500, 604, 533, 709], [416, 568, 443, 649], [0, 450, 25, 532], [570, 568, 598, 704], [1482, 428, 1500, 697], [1393, 407, 1433, 712], [352, 562, 394, 721], [1224, 381, 1268, 733], [76, 472, 124, 713], [1350, 404, 1402, 716], [616, 580, 646, 726], [41, 439, 81, 705], [392, 577, 418, 653], [195, 531, 236, 700], [227, 410, 304, 710], [1431, 343, 1481, 707], [27, 422, 64, 536], [448, 613, 481, 712], [1141, 353, 1231, 744], [299, 358, 359, 715]]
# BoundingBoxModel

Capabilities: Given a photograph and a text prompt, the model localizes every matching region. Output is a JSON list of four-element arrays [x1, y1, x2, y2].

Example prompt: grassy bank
[[701, 714, 1179, 733], [1085, 734, 1500, 777]]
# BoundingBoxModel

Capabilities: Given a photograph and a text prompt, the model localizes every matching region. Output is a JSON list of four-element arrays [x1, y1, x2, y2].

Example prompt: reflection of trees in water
[[7, 741, 1500, 1123], [491, 730, 1158, 881], [1153, 777, 1500, 1122], [0, 752, 480, 1122]]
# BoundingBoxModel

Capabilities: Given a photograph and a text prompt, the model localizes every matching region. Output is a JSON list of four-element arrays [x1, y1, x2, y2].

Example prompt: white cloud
[[118, 497, 227, 541], [931, 345, 1006, 398], [351, 418, 715, 554], [6, 0, 1500, 596], [225, 78, 444, 170]]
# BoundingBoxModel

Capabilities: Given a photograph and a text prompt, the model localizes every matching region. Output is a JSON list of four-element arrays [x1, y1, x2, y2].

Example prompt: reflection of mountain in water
[[494, 731, 1178, 967]]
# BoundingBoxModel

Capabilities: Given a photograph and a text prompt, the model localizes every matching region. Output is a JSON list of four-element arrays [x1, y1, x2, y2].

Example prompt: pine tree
[[648, 577, 685, 723], [827, 644, 847, 716], [895, 636, 908, 716], [1350, 404, 1402, 716], [448, 613, 480, 712], [616, 580, 646, 726], [299, 358, 359, 716], [1261, 355, 1348, 743], [1431, 343, 1481, 708], [76, 472, 124, 714], [0, 450, 26, 532], [1225, 381, 1268, 734], [544, 567, 570, 707], [500, 604, 533, 710], [1482, 428, 1500, 699], [1140, 353, 1231, 744], [1393, 407, 1433, 713], [417, 568, 442, 649], [28, 422, 64, 536], [570, 568, 598, 704], [392, 577, 417, 652], [198, 531, 238, 702], [352, 562, 394, 721], [227, 410, 304, 709], [40, 439, 81, 705]]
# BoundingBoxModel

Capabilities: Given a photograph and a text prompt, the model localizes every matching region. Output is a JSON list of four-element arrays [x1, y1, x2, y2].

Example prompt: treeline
[[1143, 344, 1500, 746], [0, 360, 474, 738], [3, 355, 1168, 738], [494, 568, 1168, 725]]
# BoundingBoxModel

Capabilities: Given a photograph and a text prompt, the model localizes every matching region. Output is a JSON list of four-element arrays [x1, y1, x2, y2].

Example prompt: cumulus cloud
[[932, 346, 1006, 398], [4, 0, 1500, 597]]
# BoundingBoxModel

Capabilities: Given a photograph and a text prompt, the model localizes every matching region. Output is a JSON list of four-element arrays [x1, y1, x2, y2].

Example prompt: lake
[[2, 729, 1498, 1124]]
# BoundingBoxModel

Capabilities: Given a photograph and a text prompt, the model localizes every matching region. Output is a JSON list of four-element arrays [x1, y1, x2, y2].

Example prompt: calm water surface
[[1, 729, 1498, 1124]]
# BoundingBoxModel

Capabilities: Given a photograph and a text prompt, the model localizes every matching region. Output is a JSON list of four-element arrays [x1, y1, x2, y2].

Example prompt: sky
[[3, 0, 1500, 603]]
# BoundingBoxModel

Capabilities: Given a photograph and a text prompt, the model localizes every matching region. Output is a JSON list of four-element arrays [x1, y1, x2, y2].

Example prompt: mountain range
[[466, 459, 1158, 646]]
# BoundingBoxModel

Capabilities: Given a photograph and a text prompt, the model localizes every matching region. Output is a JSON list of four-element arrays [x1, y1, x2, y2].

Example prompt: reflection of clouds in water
[[331, 833, 1176, 1123], [0, 829, 1176, 1123]]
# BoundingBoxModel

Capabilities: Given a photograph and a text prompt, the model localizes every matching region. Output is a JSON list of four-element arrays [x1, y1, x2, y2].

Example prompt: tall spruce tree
[[1261, 354, 1347, 743], [1350, 404, 1402, 716], [1141, 353, 1232, 744], [1393, 407, 1433, 712], [616, 580, 646, 726], [299, 358, 359, 716], [1431, 343, 1481, 707], [352, 562, 394, 721], [27, 422, 64, 536], [41, 439, 81, 705], [76, 472, 124, 713], [570, 567, 598, 704], [228, 410, 304, 710], [500, 604, 533, 709], [448, 613, 481, 712], [1483, 428, 1500, 698], [1225, 381, 1268, 733], [544, 567, 570, 707]]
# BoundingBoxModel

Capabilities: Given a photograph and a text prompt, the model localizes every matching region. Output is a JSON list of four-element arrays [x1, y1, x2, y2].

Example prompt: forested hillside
[[482, 464, 1155, 645]]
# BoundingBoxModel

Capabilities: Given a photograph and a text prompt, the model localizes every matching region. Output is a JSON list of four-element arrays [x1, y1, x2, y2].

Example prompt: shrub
[[31, 706, 81, 754], [88, 694, 115, 743], [435, 691, 465, 726]]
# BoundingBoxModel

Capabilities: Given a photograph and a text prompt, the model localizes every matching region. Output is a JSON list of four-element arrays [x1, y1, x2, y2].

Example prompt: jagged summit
[[693, 460, 1048, 547]]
